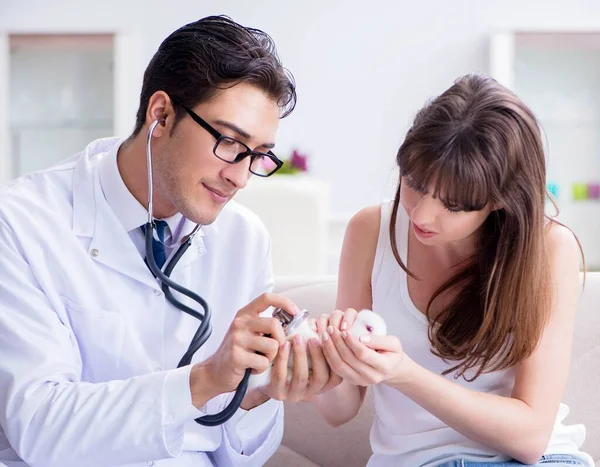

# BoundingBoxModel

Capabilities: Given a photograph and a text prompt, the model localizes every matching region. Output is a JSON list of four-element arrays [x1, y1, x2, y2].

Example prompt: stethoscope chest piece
[[272, 308, 309, 336]]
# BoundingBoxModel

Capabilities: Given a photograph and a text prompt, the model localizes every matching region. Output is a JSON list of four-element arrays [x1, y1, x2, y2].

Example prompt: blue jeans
[[439, 454, 586, 466]]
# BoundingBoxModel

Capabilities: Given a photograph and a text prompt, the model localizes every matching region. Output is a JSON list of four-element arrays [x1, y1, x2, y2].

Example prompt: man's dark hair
[[132, 15, 296, 135]]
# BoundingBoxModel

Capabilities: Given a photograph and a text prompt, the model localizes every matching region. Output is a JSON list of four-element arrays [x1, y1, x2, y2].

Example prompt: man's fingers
[[269, 340, 291, 399], [246, 335, 280, 362], [244, 293, 300, 319], [306, 338, 329, 394], [288, 334, 309, 401], [243, 351, 271, 374], [248, 317, 286, 346]]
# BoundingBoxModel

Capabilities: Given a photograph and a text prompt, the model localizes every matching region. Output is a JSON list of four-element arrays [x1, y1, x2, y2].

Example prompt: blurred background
[[1, 0, 600, 276]]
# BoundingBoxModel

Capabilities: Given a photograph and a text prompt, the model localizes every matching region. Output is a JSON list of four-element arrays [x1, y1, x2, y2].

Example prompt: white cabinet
[[8, 34, 114, 176], [234, 176, 331, 276], [490, 32, 600, 270]]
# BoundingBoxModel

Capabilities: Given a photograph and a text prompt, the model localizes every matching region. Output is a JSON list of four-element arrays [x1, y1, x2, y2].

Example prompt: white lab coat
[[0, 138, 283, 467]]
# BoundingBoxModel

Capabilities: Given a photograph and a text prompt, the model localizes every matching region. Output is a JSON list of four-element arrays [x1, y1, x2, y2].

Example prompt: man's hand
[[253, 318, 343, 404], [189, 293, 297, 409]]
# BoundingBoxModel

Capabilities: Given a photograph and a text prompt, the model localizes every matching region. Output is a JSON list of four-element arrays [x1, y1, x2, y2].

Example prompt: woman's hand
[[310, 309, 407, 386]]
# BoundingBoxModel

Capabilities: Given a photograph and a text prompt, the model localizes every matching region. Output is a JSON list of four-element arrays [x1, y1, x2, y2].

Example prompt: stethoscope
[[144, 119, 247, 426], [144, 119, 304, 426]]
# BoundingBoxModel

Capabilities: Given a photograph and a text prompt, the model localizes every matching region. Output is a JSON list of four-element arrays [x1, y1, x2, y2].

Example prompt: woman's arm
[[312, 206, 381, 427], [379, 223, 581, 464]]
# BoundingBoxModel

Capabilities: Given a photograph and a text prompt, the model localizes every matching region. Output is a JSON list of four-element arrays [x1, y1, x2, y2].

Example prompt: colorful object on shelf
[[290, 150, 308, 172], [275, 148, 309, 175], [588, 182, 600, 200], [572, 182, 589, 201], [547, 182, 559, 199]]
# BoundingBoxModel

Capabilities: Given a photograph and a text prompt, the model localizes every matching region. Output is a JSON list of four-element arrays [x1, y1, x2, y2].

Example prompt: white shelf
[[491, 30, 600, 270], [7, 33, 115, 178]]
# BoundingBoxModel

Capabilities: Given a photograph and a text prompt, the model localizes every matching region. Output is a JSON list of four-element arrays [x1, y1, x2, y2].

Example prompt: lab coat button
[[154, 289, 162, 296], [154, 367, 162, 372], [146, 462, 155, 467], [90, 249, 99, 257]]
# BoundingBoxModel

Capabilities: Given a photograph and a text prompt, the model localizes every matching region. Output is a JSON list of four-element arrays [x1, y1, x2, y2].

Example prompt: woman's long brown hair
[[390, 74, 583, 381]]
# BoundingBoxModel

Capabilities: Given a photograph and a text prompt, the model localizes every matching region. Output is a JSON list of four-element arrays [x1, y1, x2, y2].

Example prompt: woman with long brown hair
[[312, 74, 593, 466]]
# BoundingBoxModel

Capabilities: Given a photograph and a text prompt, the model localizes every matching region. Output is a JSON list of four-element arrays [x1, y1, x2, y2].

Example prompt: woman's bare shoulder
[[545, 221, 581, 263], [345, 205, 382, 241]]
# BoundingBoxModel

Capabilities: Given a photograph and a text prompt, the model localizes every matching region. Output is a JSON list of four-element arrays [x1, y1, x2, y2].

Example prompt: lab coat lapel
[[89, 202, 158, 290], [72, 140, 158, 290]]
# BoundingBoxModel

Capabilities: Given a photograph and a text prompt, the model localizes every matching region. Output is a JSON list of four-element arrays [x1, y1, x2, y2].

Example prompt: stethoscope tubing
[[145, 120, 251, 426]]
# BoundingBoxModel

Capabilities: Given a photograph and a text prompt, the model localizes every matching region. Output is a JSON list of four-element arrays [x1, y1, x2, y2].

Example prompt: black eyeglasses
[[173, 99, 283, 177]]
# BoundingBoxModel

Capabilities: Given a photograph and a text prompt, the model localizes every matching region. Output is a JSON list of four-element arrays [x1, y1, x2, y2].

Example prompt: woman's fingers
[[340, 308, 358, 332]]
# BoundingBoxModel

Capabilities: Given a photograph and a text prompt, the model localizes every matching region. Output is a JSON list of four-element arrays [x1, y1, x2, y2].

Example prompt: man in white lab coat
[[0, 15, 339, 467]]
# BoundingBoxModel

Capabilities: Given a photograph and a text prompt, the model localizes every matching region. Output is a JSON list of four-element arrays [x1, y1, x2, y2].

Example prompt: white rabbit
[[247, 309, 387, 390]]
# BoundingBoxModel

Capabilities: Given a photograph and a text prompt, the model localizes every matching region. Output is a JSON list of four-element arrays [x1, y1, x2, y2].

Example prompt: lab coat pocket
[[63, 298, 125, 382]]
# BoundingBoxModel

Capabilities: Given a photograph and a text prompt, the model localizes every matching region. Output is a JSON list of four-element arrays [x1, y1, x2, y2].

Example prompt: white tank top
[[367, 201, 593, 467]]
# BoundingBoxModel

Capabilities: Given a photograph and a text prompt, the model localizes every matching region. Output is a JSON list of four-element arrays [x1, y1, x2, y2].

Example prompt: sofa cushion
[[266, 395, 375, 467]]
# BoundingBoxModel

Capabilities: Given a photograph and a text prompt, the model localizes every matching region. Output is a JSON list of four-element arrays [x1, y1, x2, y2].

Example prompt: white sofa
[[266, 273, 600, 467]]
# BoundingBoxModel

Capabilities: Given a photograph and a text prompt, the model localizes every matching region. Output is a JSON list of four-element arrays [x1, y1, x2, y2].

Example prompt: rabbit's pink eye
[[366, 325, 373, 333]]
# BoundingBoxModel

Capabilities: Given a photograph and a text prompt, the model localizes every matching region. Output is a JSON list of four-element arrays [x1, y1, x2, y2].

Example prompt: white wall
[[2, 0, 600, 217]]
